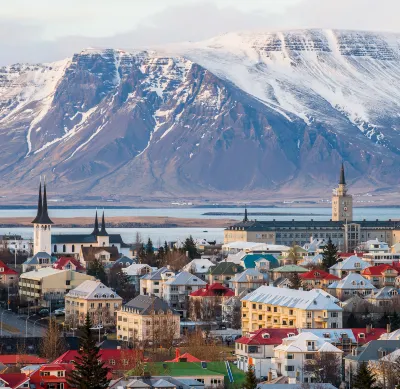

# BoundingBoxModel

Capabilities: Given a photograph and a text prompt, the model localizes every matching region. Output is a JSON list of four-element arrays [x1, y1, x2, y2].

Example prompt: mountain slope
[[0, 29, 399, 202]]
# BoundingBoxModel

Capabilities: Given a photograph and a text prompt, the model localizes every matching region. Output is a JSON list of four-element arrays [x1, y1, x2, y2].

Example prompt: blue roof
[[23, 252, 57, 265], [242, 253, 279, 269]]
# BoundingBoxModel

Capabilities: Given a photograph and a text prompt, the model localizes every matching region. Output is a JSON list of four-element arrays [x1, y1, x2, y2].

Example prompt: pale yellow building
[[241, 286, 343, 334], [116, 295, 180, 344], [65, 280, 122, 327], [19, 268, 94, 307]]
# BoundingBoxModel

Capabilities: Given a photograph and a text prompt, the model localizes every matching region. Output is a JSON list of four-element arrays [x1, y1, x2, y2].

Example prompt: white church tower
[[32, 179, 53, 255]]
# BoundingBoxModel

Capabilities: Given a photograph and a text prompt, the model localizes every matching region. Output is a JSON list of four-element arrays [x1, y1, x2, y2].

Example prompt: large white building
[[31, 181, 126, 257]]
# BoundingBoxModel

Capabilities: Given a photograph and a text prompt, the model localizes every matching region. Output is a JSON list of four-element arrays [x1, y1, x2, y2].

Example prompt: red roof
[[300, 270, 340, 281], [0, 355, 46, 365], [29, 363, 74, 389], [351, 328, 387, 344], [235, 328, 299, 345], [0, 261, 18, 275], [0, 373, 29, 389], [166, 350, 202, 363], [190, 283, 234, 297], [53, 257, 84, 271], [362, 264, 398, 277]]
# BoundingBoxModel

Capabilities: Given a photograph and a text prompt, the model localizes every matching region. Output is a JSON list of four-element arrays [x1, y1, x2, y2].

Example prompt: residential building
[[79, 246, 120, 268], [19, 268, 94, 307], [327, 273, 377, 301], [298, 253, 323, 267], [241, 286, 343, 333], [379, 328, 400, 340], [302, 239, 328, 256], [189, 283, 235, 321], [0, 355, 46, 367], [162, 271, 206, 317], [29, 363, 74, 389], [0, 373, 30, 389], [22, 252, 57, 273], [0, 234, 32, 255], [361, 264, 399, 287], [235, 328, 299, 378], [359, 239, 390, 253], [140, 267, 175, 298], [240, 253, 279, 271], [208, 262, 243, 287], [182, 258, 215, 280], [109, 256, 136, 269], [65, 280, 122, 327], [123, 263, 152, 292], [109, 376, 204, 389], [365, 286, 399, 307], [299, 269, 340, 290], [273, 332, 343, 383], [257, 384, 338, 389], [222, 241, 289, 255], [116, 295, 180, 343], [53, 257, 84, 272], [230, 268, 268, 296], [362, 251, 400, 265], [329, 255, 370, 278], [0, 261, 18, 286], [344, 340, 400, 383], [270, 265, 308, 282]]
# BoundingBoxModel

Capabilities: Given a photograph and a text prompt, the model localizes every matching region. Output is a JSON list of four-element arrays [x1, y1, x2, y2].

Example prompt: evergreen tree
[[391, 312, 400, 331], [243, 364, 257, 389], [146, 238, 154, 257], [108, 267, 136, 300], [352, 361, 379, 389], [321, 238, 339, 270], [182, 236, 199, 260], [87, 258, 107, 285], [347, 312, 360, 328], [378, 312, 390, 328], [288, 272, 303, 290], [67, 314, 110, 389], [164, 241, 170, 255]]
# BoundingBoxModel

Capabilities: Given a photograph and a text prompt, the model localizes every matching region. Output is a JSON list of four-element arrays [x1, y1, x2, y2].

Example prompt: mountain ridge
[[0, 29, 399, 202]]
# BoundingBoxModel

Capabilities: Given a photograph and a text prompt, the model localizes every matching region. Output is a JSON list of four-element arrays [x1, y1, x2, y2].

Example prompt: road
[[0, 309, 46, 337]]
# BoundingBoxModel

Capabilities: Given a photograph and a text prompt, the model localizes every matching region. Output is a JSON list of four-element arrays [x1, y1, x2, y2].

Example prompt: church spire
[[32, 177, 43, 224], [37, 177, 53, 225], [243, 205, 249, 222], [91, 210, 99, 235], [339, 162, 346, 185], [97, 210, 108, 236]]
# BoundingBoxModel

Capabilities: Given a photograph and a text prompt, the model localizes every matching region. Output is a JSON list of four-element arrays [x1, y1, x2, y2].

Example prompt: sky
[[0, 0, 398, 65]]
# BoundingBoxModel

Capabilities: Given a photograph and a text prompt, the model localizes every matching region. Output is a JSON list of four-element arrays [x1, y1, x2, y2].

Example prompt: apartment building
[[361, 264, 399, 288], [65, 280, 122, 327], [273, 332, 343, 383], [116, 295, 180, 344], [241, 286, 343, 333], [19, 268, 94, 307], [140, 267, 175, 298]]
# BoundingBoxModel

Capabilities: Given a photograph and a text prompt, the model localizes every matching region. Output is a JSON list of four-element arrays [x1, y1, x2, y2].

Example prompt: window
[[90, 303, 95, 308], [285, 366, 295, 372], [305, 354, 314, 360], [331, 312, 338, 318], [307, 312, 312, 318], [252, 304, 256, 309], [57, 371, 65, 377], [72, 244, 75, 252], [109, 359, 116, 365], [63, 244, 66, 253], [274, 307, 277, 313], [258, 315, 262, 320], [54, 245, 57, 252], [66, 280, 70, 286], [287, 353, 294, 359]]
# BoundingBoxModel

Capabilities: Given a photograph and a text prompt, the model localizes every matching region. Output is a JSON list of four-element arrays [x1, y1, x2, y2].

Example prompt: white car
[[53, 308, 65, 316]]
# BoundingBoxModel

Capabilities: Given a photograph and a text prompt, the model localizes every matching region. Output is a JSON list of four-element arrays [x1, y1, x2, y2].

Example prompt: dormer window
[[358, 333, 365, 339], [262, 333, 270, 339]]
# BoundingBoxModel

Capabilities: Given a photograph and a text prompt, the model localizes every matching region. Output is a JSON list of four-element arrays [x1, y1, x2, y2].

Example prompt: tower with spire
[[32, 178, 54, 255], [332, 163, 353, 222], [95, 211, 110, 247]]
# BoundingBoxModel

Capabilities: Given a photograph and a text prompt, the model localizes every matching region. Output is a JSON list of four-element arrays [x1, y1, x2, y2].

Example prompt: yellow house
[[65, 280, 122, 327], [19, 268, 94, 307], [241, 286, 343, 333], [117, 295, 180, 345]]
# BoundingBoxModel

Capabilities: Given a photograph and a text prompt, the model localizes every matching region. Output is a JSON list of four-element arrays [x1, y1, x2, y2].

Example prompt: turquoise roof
[[242, 253, 279, 269]]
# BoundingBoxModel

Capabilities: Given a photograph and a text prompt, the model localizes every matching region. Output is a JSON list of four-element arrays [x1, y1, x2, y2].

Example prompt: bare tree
[[39, 317, 67, 361], [303, 352, 342, 387], [181, 330, 224, 361], [370, 354, 400, 389]]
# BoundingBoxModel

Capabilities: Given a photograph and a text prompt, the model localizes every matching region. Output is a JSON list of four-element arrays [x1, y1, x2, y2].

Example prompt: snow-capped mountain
[[0, 29, 399, 201]]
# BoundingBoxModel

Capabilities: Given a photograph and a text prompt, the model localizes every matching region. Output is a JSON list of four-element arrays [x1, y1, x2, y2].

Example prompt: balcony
[[315, 316, 328, 322]]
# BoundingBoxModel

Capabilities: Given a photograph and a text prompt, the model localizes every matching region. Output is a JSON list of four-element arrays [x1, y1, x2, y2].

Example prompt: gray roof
[[164, 271, 207, 286], [344, 340, 400, 362], [367, 286, 399, 300], [23, 252, 56, 265], [141, 267, 172, 280], [110, 376, 203, 389], [232, 268, 268, 283], [125, 295, 177, 315], [257, 384, 337, 389], [327, 273, 376, 291], [51, 234, 123, 244]]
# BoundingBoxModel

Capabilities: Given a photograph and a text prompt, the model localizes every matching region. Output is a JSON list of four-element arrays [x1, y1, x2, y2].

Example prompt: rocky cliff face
[[0, 29, 399, 202]]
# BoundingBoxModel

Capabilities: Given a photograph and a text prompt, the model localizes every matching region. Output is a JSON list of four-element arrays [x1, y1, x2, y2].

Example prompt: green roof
[[271, 264, 308, 273], [149, 362, 245, 388], [209, 262, 243, 275], [242, 253, 280, 269]]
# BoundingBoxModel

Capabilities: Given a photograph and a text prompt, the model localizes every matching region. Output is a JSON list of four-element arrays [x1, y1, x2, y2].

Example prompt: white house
[[140, 267, 175, 298], [123, 264, 152, 292], [182, 258, 215, 280], [329, 255, 370, 278], [272, 332, 343, 383], [230, 268, 268, 296], [327, 273, 376, 301]]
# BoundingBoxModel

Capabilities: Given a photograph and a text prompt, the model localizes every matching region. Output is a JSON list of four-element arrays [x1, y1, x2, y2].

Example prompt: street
[[0, 308, 46, 337]]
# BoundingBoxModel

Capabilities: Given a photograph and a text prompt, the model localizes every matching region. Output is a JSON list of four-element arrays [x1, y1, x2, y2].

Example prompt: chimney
[[268, 371, 272, 381], [366, 324, 372, 334], [175, 348, 180, 360], [387, 323, 391, 334]]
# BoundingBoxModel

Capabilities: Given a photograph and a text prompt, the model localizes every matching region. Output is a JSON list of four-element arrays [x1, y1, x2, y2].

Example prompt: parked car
[[38, 308, 49, 316], [53, 308, 65, 316]]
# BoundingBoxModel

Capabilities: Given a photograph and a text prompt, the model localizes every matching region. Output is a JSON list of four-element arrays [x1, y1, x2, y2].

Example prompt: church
[[31, 180, 125, 257]]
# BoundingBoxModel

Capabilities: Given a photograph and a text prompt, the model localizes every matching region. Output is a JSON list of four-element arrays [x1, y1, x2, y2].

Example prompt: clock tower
[[332, 163, 353, 222]]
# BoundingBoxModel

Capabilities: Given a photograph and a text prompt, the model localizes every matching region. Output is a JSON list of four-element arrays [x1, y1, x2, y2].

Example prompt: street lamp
[[0, 309, 11, 336], [90, 324, 103, 343], [25, 314, 35, 338], [33, 317, 47, 336]]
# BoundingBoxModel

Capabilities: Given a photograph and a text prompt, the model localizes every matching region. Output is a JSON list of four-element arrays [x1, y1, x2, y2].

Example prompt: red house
[[189, 283, 235, 298], [0, 373, 30, 389], [53, 257, 84, 272], [300, 269, 340, 290], [0, 260, 18, 286], [0, 355, 47, 367], [29, 364, 74, 389]]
